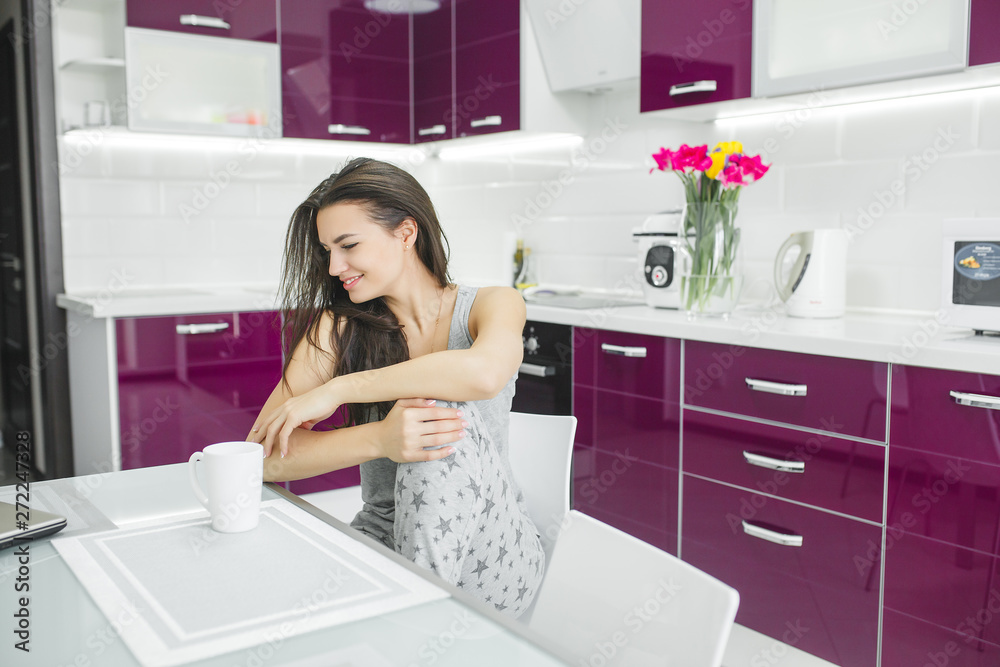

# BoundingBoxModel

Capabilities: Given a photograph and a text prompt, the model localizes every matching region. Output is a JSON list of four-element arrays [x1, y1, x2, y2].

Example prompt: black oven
[[511, 321, 572, 416]]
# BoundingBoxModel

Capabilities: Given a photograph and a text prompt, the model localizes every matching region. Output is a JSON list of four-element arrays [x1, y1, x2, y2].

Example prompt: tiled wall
[[58, 83, 1000, 315], [417, 84, 1000, 315]]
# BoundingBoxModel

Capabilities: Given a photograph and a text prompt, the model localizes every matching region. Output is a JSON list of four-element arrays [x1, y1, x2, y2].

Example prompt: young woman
[[247, 157, 544, 617]]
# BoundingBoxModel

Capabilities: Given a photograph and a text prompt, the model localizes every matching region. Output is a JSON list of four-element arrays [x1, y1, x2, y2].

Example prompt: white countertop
[[57, 287, 1000, 374], [525, 301, 1000, 376], [57, 286, 280, 318]]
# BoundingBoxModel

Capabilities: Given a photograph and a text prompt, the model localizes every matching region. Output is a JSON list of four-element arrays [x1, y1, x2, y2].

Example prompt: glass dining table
[[0, 464, 572, 666]]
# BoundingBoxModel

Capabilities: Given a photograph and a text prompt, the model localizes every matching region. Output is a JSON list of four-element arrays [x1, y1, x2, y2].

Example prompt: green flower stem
[[676, 172, 742, 313]]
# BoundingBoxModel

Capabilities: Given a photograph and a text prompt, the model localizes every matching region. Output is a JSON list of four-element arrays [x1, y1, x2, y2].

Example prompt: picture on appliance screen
[[953, 241, 1000, 307]]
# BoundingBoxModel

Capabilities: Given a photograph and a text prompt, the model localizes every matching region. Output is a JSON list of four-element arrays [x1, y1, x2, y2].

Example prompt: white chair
[[528, 510, 740, 667], [506, 411, 577, 561]]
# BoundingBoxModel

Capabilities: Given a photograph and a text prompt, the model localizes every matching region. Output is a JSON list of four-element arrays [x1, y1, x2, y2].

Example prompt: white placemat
[[53, 500, 449, 667]]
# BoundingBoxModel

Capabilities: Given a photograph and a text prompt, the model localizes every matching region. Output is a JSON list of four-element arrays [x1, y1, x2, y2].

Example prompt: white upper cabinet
[[753, 0, 970, 98]]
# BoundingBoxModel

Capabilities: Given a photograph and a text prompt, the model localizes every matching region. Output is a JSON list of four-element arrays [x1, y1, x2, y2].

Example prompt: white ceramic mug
[[188, 442, 263, 533]]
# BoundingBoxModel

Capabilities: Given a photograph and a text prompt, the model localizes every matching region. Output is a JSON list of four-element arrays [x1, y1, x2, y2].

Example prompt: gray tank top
[[350, 285, 520, 547]]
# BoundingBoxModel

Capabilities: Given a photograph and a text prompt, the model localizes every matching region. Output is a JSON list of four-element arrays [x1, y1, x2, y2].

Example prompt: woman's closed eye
[[342, 242, 358, 250]]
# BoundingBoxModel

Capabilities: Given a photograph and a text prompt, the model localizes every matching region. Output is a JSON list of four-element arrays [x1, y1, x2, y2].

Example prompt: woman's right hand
[[378, 399, 467, 463]]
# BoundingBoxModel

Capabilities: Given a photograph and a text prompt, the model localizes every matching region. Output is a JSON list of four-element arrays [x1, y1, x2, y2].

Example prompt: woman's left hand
[[249, 383, 340, 458]]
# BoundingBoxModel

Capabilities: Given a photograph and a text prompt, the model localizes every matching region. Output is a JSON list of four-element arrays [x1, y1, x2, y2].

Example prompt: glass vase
[[678, 200, 744, 318]]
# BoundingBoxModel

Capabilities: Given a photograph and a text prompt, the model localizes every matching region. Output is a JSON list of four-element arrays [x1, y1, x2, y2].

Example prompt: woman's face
[[316, 202, 408, 302]]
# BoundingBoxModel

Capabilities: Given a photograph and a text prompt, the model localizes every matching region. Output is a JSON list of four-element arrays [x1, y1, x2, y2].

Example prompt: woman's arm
[[257, 287, 525, 456], [249, 313, 466, 477]]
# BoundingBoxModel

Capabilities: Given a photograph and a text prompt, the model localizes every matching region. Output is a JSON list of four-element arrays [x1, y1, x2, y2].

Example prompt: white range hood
[[525, 0, 640, 93]]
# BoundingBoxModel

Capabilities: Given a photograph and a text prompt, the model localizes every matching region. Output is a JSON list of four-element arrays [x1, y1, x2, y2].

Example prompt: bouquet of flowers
[[651, 142, 770, 314]]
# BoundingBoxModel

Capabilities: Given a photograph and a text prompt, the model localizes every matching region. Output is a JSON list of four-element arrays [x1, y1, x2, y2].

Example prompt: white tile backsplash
[[58, 85, 1000, 313]]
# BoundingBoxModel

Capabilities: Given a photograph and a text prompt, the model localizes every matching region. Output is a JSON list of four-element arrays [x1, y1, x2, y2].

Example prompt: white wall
[[58, 83, 1000, 315], [416, 83, 1000, 315]]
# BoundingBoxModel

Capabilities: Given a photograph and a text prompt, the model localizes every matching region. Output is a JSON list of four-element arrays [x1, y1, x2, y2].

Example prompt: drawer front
[[684, 341, 887, 440], [890, 365, 1000, 463], [117, 312, 282, 373], [595, 330, 681, 401], [684, 410, 885, 522], [887, 445, 1000, 555], [573, 446, 678, 551], [682, 475, 881, 667], [884, 532, 1000, 648], [594, 391, 680, 469]]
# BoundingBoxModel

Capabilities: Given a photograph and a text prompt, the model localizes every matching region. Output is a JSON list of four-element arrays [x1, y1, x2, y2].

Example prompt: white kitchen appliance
[[773, 229, 848, 318], [633, 210, 688, 309], [941, 218, 1000, 334]]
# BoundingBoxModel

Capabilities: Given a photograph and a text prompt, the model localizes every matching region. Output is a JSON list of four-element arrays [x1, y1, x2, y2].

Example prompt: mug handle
[[188, 451, 210, 508]]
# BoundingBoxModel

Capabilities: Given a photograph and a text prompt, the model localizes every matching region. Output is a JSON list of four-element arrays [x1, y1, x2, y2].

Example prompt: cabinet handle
[[179, 14, 232, 30], [176, 322, 230, 335], [469, 115, 502, 128], [742, 520, 803, 548], [669, 80, 717, 96], [519, 362, 556, 377], [950, 390, 1000, 410], [745, 378, 807, 397], [743, 451, 805, 474], [418, 124, 447, 136], [328, 124, 372, 136], [601, 343, 647, 358]]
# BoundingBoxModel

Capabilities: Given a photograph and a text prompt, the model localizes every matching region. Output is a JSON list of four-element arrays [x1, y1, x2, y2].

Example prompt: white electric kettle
[[773, 229, 848, 318]]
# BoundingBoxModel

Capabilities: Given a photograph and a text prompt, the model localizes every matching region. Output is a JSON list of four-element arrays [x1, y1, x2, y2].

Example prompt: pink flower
[[651, 144, 713, 174]]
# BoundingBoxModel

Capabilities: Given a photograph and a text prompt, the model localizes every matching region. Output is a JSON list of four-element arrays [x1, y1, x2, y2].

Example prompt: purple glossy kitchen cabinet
[[572, 328, 681, 554], [281, 1, 410, 143], [684, 410, 885, 522], [453, 0, 520, 138], [117, 311, 282, 470], [413, 0, 454, 142], [684, 340, 888, 440], [640, 0, 753, 112], [126, 0, 277, 42], [682, 475, 881, 666], [970, 0, 1000, 67], [882, 365, 1000, 660]]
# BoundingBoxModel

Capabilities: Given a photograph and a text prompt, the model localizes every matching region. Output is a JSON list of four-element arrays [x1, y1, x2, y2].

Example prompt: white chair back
[[507, 411, 577, 560], [529, 510, 740, 667]]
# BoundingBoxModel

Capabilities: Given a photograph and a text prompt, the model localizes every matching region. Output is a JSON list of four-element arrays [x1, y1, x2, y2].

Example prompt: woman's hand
[[249, 382, 340, 458], [377, 399, 467, 463]]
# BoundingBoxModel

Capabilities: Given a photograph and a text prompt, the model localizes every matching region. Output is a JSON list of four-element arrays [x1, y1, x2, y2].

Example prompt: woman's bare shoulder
[[468, 286, 526, 338]]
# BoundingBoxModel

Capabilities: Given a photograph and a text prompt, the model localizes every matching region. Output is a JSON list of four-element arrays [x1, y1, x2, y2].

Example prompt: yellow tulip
[[713, 141, 743, 156], [706, 151, 726, 179]]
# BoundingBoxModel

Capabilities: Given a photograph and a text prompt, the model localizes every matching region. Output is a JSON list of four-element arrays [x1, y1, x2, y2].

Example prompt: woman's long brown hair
[[279, 157, 451, 426]]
